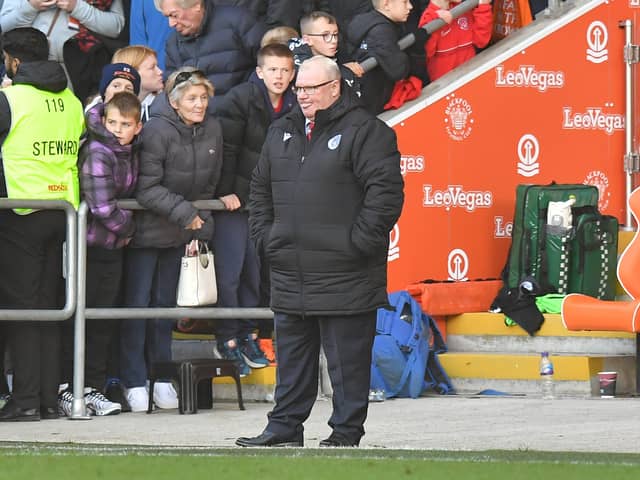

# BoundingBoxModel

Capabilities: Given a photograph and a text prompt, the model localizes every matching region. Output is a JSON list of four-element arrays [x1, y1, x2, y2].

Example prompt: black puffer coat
[[249, 89, 404, 315], [132, 93, 223, 248], [346, 10, 410, 114], [164, 1, 265, 97], [212, 76, 296, 205]]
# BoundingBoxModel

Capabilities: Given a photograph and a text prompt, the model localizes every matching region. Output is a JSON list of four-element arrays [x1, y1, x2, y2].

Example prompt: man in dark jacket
[[237, 55, 404, 448], [0, 27, 85, 421], [158, 0, 265, 100]]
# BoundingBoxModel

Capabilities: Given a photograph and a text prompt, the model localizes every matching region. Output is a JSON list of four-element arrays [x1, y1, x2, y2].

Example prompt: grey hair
[[165, 66, 214, 103], [154, 0, 202, 11], [299, 55, 341, 81]]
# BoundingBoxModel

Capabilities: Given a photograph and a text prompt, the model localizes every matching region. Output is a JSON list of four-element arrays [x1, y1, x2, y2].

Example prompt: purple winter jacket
[[79, 103, 139, 249]]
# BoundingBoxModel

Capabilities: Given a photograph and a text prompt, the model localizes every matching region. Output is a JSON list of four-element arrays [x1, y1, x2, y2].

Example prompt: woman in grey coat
[[120, 67, 223, 412]]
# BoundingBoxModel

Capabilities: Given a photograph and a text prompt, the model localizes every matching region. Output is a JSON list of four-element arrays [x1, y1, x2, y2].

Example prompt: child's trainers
[[125, 386, 149, 413], [240, 336, 269, 369], [217, 339, 251, 377], [57, 390, 74, 417], [258, 338, 276, 366], [84, 389, 121, 416]]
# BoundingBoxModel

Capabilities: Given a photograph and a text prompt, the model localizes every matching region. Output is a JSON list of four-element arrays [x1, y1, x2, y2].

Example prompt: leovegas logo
[[562, 106, 624, 135], [444, 95, 473, 141], [584, 170, 611, 211], [586, 21, 608, 64], [388, 224, 400, 262], [400, 155, 425, 176], [423, 185, 493, 212], [48, 183, 68, 192], [447, 248, 469, 282], [495, 65, 565, 92], [517, 134, 540, 178]]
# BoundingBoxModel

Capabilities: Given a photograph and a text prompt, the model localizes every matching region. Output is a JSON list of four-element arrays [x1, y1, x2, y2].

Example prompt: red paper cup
[[598, 372, 617, 398]]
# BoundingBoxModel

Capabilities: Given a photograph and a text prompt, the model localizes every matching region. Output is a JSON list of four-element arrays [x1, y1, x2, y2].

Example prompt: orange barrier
[[561, 187, 640, 332], [407, 279, 502, 316], [561, 294, 640, 333]]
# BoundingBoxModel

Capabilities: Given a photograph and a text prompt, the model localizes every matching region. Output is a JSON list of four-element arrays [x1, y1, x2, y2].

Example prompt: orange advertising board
[[387, 0, 640, 291]]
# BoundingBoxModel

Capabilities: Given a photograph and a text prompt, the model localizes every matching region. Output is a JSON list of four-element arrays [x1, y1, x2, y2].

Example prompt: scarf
[[71, 0, 114, 53]]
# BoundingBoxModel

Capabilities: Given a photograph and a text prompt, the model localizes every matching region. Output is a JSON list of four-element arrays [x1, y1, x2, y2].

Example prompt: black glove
[[407, 28, 429, 53]]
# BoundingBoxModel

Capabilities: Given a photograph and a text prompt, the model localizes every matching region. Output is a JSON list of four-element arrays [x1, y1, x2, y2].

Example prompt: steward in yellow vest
[[0, 41, 84, 214], [0, 27, 84, 422]]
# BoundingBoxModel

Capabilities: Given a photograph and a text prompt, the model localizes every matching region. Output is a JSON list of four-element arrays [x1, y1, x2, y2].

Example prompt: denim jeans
[[120, 246, 182, 388]]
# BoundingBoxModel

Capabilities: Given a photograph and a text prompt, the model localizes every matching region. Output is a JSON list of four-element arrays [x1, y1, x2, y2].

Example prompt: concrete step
[[444, 312, 637, 396], [446, 312, 636, 355], [440, 351, 636, 396]]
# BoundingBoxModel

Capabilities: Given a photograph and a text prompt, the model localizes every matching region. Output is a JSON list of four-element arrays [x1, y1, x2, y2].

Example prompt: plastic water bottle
[[540, 352, 555, 400]]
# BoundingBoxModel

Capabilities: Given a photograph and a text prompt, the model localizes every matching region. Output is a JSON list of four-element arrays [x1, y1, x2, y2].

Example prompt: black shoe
[[40, 407, 59, 420], [319, 432, 359, 447], [105, 380, 131, 413], [0, 399, 40, 422], [236, 430, 303, 447]]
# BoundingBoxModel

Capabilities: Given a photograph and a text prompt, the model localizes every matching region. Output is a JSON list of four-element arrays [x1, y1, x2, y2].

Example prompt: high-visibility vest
[[2, 84, 84, 214]]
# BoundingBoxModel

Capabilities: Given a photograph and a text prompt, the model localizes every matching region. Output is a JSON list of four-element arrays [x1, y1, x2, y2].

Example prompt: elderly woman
[[120, 67, 222, 412]]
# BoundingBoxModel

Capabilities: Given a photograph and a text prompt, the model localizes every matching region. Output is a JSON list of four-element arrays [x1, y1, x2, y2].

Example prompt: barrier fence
[[1, 199, 273, 420]]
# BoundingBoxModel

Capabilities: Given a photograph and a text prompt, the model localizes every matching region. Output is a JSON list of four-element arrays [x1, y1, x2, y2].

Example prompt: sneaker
[[153, 382, 179, 409], [58, 390, 74, 417], [258, 338, 276, 365], [105, 379, 131, 413], [240, 336, 269, 369], [125, 386, 149, 413], [84, 389, 121, 416], [218, 340, 251, 377]]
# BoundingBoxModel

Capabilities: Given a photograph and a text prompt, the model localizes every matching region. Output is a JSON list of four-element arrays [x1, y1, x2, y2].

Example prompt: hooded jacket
[[0, 61, 83, 200], [79, 103, 139, 249], [212, 74, 296, 205], [131, 93, 223, 248], [249, 88, 404, 315], [346, 9, 410, 114], [164, 1, 265, 98]]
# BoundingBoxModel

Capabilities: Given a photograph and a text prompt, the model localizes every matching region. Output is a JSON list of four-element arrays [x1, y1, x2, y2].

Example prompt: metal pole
[[621, 19, 638, 230], [359, 0, 480, 73], [70, 202, 90, 419]]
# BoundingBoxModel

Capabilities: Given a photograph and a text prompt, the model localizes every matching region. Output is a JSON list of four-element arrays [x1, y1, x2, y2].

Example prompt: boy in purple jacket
[[58, 92, 142, 417]]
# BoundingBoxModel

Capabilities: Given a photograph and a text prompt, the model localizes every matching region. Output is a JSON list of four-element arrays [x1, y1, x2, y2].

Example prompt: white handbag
[[176, 240, 218, 307]]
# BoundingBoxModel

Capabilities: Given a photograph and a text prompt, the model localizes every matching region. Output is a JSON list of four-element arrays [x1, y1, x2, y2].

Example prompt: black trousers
[[61, 247, 123, 390], [0, 210, 65, 410], [267, 311, 376, 443]]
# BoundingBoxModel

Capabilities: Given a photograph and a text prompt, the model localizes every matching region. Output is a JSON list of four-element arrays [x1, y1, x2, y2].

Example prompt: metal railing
[[71, 199, 273, 418], [360, 0, 481, 73], [0, 199, 77, 321]]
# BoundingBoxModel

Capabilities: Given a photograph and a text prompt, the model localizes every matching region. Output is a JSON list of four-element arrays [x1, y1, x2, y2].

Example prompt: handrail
[[72, 200, 273, 418], [0, 199, 77, 321], [359, 0, 481, 73]]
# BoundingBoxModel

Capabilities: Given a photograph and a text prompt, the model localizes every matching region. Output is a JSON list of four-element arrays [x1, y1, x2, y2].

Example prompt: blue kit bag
[[370, 291, 454, 398]]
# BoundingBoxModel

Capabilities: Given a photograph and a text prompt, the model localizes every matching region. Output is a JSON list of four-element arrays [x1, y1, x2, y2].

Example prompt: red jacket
[[418, 2, 492, 81]]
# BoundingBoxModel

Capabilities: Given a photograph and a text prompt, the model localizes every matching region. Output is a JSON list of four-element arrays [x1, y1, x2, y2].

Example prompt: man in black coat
[[158, 0, 265, 99], [237, 55, 404, 448]]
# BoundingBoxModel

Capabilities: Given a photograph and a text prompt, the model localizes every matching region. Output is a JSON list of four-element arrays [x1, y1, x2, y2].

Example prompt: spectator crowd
[[0, 0, 514, 430]]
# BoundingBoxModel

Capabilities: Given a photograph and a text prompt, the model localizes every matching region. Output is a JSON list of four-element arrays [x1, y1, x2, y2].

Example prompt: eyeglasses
[[173, 69, 205, 90], [305, 32, 339, 43], [293, 79, 336, 95]]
